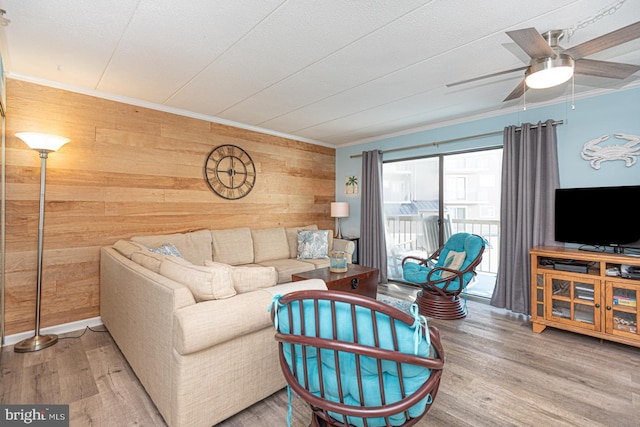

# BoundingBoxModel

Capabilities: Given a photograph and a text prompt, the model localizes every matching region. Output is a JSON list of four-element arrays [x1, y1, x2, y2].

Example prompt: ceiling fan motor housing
[[541, 29, 566, 48]]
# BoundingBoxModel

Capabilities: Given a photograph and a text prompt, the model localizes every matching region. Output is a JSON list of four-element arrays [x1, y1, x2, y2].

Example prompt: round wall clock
[[204, 144, 256, 200]]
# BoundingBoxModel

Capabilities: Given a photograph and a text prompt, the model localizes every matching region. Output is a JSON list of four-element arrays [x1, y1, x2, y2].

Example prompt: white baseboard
[[2, 317, 103, 347]]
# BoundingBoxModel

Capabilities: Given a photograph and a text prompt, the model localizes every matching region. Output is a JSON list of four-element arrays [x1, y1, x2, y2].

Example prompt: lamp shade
[[525, 54, 574, 89], [16, 132, 70, 152], [331, 202, 349, 218]]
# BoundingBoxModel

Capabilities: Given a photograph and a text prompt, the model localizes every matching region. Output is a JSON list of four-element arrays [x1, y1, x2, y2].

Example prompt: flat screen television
[[555, 185, 640, 254]]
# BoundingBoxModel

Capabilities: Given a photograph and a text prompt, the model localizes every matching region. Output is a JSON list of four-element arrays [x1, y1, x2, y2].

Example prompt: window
[[383, 148, 502, 299]]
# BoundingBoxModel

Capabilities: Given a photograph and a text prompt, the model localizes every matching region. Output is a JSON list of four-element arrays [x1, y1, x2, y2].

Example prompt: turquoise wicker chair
[[271, 290, 445, 427], [402, 233, 485, 319]]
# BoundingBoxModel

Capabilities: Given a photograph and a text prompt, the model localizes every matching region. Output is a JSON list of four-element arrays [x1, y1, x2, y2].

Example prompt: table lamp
[[330, 202, 349, 239]]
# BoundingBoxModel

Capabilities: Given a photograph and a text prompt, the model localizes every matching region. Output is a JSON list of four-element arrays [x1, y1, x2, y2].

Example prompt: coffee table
[[291, 264, 379, 298]]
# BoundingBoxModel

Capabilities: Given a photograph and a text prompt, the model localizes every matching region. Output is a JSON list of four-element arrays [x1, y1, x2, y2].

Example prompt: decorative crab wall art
[[580, 133, 640, 170]]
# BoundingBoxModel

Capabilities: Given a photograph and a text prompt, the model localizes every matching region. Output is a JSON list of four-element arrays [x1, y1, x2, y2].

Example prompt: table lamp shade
[[330, 202, 349, 218]]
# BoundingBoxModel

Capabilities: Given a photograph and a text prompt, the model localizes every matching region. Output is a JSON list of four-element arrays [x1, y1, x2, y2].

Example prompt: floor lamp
[[330, 202, 349, 239], [14, 132, 70, 353]]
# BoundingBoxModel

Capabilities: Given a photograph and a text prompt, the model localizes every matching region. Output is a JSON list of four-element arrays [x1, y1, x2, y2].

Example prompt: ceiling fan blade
[[446, 66, 529, 87], [563, 21, 640, 60], [503, 80, 527, 102], [506, 28, 556, 59], [574, 58, 640, 79]]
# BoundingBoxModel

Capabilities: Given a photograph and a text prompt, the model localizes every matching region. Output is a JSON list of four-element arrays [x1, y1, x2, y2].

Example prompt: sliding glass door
[[383, 157, 439, 280], [383, 148, 502, 298]]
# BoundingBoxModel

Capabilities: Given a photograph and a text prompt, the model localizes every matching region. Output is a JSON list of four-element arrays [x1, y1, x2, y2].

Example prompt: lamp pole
[[14, 150, 57, 352]]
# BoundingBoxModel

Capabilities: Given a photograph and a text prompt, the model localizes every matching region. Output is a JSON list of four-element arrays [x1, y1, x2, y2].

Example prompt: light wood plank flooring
[[2, 286, 639, 426]]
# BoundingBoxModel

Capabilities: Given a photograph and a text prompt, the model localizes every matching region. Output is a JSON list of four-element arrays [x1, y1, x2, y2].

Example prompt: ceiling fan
[[447, 20, 640, 102]]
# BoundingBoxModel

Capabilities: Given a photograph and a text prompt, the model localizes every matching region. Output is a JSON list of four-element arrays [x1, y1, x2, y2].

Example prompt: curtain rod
[[350, 120, 564, 158]]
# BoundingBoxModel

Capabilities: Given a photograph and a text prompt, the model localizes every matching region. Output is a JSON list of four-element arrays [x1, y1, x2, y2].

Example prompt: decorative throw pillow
[[148, 242, 183, 258], [297, 230, 330, 259], [440, 250, 466, 278], [285, 225, 318, 258], [205, 260, 277, 294]]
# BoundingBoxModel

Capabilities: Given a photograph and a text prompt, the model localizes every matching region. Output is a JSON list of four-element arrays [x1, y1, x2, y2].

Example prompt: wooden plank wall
[[3, 79, 336, 335]]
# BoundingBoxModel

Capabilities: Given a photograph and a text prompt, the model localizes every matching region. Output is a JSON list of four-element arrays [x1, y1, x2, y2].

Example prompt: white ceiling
[[0, 0, 639, 147]]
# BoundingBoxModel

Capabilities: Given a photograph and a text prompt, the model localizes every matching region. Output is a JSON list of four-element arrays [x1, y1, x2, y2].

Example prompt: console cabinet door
[[546, 273, 601, 331], [605, 281, 638, 339]]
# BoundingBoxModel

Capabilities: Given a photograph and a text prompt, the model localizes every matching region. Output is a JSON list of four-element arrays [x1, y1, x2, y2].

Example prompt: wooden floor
[[2, 287, 639, 426]]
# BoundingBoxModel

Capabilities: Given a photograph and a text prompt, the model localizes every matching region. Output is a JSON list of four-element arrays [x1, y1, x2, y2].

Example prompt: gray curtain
[[490, 119, 559, 315], [360, 150, 388, 284]]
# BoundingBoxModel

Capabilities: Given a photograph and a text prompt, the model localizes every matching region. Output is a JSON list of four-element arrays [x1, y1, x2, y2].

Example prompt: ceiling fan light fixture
[[525, 54, 575, 89]]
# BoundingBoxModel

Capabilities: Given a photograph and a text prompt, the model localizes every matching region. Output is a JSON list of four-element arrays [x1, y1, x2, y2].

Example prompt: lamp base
[[14, 334, 58, 353], [335, 218, 344, 239]]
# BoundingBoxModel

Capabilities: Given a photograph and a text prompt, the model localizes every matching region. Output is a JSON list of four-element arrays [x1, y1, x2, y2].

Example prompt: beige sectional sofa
[[100, 225, 354, 427]]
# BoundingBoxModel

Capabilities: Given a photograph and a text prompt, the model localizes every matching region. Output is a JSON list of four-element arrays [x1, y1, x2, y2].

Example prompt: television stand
[[530, 246, 640, 348]]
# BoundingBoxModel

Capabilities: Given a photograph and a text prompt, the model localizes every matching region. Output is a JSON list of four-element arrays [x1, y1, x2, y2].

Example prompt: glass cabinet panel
[[548, 274, 598, 328], [612, 287, 637, 309], [607, 282, 638, 337], [612, 311, 637, 334], [551, 300, 571, 319], [552, 278, 571, 298], [574, 282, 594, 302], [574, 303, 595, 324], [535, 273, 544, 317]]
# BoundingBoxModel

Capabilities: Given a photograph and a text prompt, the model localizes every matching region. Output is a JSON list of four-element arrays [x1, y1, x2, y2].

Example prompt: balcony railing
[[386, 215, 500, 281]]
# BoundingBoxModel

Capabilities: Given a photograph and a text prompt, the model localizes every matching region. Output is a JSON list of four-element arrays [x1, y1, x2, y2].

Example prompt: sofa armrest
[[332, 238, 355, 263], [100, 246, 196, 420]]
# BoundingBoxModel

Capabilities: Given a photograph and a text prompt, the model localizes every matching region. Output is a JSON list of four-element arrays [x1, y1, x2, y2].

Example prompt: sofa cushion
[[259, 279, 328, 298], [205, 260, 278, 294], [298, 258, 331, 269], [112, 239, 148, 258], [285, 225, 318, 258], [211, 227, 254, 265], [131, 250, 167, 273], [297, 230, 330, 259], [159, 257, 236, 301], [131, 229, 213, 265], [258, 258, 316, 284], [252, 227, 290, 263], [173, 291, 274, 355]]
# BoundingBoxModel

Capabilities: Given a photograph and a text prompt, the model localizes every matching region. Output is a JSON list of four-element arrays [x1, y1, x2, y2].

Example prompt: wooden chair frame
[[402, 234, 485, 319], [272, 290, 445, 427]]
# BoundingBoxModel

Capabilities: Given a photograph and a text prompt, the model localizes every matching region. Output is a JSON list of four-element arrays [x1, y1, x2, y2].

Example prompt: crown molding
[[339, 82, 640, 148], [7, 73, 335, 149]]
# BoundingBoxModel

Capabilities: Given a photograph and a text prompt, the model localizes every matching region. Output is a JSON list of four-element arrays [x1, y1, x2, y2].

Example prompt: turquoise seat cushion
[[402, 233, 485, 291], [275, 298, 435, 427]]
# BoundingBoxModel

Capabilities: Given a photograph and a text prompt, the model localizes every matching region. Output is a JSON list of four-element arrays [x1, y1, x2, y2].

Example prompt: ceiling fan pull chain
[[523, 86, 526, 111], [571, 73, 575, 110], [566, 0, 627, 41]]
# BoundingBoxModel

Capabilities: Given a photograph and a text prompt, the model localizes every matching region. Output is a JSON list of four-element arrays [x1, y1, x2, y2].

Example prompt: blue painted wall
[[335, 86, 640, 237]]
